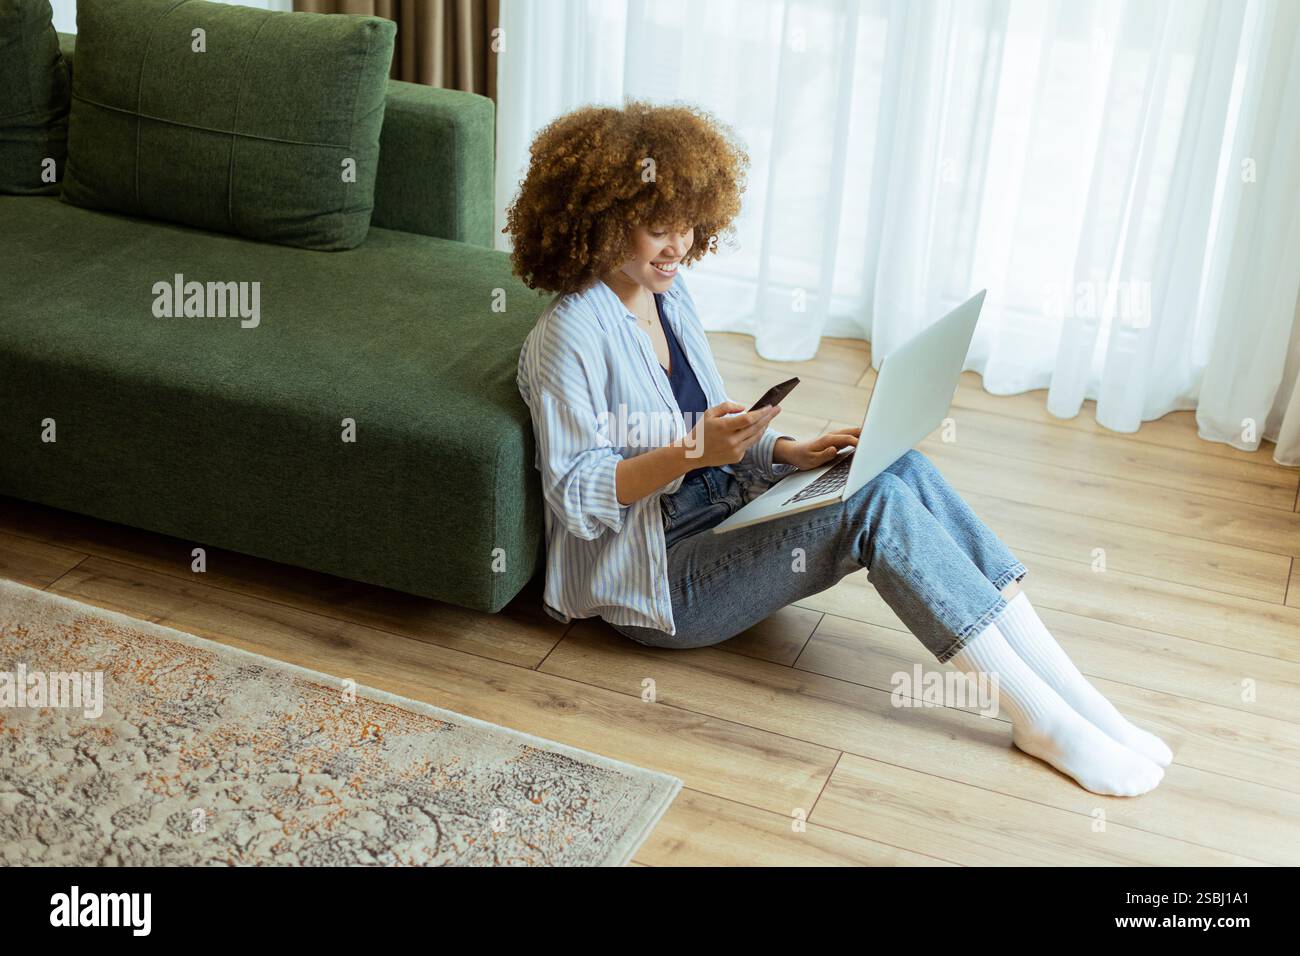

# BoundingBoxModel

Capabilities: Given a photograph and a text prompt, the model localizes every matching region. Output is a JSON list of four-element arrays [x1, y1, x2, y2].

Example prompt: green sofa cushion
[[0, 0, 70, 196], [0, 195, 550, 613], [59, 30, 498, 248], [61, 0, 396, 251]]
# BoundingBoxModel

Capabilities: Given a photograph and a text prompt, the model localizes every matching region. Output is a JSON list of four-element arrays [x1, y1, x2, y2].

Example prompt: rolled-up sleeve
[[518, 313, 630, 541], [533, 386, 629, 539], [735, 424, 800, 485], [754, 429, 800, 486]]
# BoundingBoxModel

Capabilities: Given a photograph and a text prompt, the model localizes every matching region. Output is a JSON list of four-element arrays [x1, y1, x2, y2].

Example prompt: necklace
[[635, 292, 658, 328]]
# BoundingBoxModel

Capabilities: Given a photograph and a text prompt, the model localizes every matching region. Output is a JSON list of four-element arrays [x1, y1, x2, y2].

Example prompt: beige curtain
[[294, 0, 499, 102]]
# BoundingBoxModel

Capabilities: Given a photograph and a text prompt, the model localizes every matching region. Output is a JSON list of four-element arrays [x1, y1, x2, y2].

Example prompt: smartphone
[[749, 376, 800, 412]]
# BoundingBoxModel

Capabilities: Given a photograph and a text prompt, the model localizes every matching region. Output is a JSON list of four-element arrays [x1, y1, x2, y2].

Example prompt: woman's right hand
[[685, 402, 782, 469]]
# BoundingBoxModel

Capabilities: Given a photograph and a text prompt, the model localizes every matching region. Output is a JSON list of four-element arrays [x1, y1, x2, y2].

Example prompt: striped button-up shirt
[[516, 271, 800, 634]]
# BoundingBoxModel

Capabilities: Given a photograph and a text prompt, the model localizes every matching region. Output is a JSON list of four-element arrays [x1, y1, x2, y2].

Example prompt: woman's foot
[[994, 592, 1173, 768], [1011, 705, 1165, 797], [950, 623, 1164, 796]]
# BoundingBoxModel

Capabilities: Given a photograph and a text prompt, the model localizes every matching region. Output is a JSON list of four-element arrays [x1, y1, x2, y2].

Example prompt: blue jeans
[[607, 449, 1027, 662]]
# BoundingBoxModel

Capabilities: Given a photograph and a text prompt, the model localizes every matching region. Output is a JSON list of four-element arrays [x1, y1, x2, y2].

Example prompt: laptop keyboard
[[782, 452, 854, 506]]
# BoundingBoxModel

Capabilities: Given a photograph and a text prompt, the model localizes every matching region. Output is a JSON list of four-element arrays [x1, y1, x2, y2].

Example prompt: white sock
[[996, 592, 1173, 767], [950, 622, 1164, 796]]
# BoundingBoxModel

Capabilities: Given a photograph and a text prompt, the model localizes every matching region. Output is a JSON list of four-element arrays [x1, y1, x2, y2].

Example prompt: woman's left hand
[[774, 426, 861, 470]]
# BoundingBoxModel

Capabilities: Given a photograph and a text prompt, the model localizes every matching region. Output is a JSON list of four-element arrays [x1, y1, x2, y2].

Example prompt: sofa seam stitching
[[135, 0, 194, 209], [227, 13, 274, 231], [71, 93, 353, 149]]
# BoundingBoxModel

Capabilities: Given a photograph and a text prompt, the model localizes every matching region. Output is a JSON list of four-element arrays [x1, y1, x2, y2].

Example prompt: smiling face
[[615, 222, 695, 294]]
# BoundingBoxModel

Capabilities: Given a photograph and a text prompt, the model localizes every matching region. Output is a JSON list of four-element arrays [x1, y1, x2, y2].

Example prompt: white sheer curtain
[[496, 0, 1300, 466]]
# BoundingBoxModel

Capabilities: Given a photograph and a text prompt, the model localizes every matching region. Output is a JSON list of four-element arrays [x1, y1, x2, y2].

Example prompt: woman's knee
[[844, 471, 929, 560], [888, 448, 935, 481], [860, 470, 913, 504], [837, 470, 909, 522]]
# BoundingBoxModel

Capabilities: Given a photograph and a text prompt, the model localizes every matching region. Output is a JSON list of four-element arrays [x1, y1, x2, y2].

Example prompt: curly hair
[[503, 100, 750, 295]]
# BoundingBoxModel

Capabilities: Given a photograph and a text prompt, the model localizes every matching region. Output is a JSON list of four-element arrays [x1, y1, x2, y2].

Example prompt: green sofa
[[0, 33, 550, 614]]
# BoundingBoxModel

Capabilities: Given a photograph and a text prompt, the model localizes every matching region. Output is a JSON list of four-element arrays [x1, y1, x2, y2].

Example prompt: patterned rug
[[0, 580, 680, 866]]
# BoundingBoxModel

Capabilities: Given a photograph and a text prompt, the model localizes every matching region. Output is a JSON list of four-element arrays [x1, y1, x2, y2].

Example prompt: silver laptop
[[711, 289, 986, 535]]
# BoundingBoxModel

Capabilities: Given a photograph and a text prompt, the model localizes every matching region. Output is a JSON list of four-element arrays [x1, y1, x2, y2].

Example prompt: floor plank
[[634, 787, 952, 866], [945, 370, 1293, 470], [953, 489, 1291, 604], [900, 434, 1300, 559], [0, 529, 86, 590], [940, 405, 1298, 510], [709, 331, 872, 387], [814, 755, 1264, 866]]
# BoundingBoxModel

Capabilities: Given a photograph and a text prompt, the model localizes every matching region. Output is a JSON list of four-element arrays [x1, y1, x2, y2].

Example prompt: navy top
[[656, 292, 711, 481]]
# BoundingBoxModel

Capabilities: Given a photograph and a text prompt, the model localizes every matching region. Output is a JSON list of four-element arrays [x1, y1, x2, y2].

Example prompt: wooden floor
[[3, 332, 1299, 866]]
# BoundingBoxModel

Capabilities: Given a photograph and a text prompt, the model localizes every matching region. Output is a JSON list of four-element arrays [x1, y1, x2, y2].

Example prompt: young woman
[[508, 101, 1170, 797]]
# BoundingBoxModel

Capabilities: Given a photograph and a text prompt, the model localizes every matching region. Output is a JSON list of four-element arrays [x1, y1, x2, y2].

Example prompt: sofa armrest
[[372, 79, 495, 248]]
